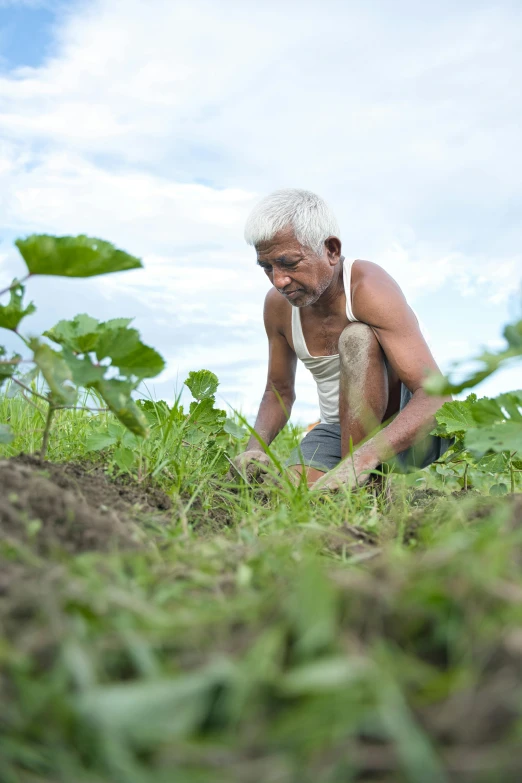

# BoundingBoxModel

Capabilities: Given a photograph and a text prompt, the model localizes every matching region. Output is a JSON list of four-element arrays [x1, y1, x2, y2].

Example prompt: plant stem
[[0, 274, 30, 297], [13, 377, 49, 402], [463, 463, 469, 491], [40, 404, 56, 460]]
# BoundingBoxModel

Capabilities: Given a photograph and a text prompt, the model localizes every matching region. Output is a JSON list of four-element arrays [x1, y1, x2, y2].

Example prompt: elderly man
[[234, 188, 451, 490]]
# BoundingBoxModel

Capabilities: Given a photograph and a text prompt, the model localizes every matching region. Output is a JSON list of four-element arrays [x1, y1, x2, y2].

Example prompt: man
[[233, 188, 451, 490]]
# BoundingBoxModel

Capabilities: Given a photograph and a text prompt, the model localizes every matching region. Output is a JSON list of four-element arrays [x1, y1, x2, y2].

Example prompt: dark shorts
[[286, 386, 452, 474]]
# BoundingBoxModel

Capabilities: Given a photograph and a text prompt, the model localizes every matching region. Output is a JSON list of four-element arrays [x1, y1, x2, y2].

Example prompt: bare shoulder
[[263, 288, 292, 337], [351, 259, 403, 294], [350, 260, 412, 325]]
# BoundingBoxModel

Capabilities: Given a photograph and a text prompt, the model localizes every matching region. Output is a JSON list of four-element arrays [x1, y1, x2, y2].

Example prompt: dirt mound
[[0, 457, 171, 555]]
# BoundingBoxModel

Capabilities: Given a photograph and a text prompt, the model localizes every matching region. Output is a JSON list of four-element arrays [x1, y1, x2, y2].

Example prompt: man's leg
[[290, 464, 326, 485], [338, 322, 401, 459]]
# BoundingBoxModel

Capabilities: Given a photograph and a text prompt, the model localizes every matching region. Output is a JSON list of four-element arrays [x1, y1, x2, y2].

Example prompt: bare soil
[[0, 455, 172, 555]]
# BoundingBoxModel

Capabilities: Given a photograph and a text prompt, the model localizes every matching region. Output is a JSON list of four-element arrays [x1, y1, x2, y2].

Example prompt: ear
[[324, 236, 342, 266]]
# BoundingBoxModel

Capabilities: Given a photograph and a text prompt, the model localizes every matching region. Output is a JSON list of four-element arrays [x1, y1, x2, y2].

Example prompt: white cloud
[[0, 0, 521, 420]]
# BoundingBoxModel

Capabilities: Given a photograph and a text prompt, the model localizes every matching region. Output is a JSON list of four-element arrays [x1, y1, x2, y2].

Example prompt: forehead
[[255, 228, 304, 259]]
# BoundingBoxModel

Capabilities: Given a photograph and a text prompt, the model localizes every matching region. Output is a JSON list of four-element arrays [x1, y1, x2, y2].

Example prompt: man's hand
[[311, 459, 370, 492], [227, 449, 273, 483]]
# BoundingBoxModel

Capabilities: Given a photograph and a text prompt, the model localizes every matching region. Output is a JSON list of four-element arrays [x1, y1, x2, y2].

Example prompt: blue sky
[[0, 0, 521, 421]]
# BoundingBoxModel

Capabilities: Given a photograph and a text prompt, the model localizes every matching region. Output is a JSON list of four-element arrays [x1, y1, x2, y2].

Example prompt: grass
[[1, 392, 522, 782]]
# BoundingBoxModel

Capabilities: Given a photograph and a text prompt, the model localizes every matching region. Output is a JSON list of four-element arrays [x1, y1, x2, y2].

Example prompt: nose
[[272, 268, 292, 291]]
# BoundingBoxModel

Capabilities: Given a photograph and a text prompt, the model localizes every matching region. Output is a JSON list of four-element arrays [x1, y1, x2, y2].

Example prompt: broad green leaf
[[31, 340, 77, 405], [61, 348, 105, 387], [101, 317, 134, 331], [495, 391, 522, 421], [465, 422, 522, 456], [15, 235, 142, 278], [224, 418, 247, 439], [433, 396, 477, 437], [113, 445, 135, 472], [185, 369, 219, 400], [45, 314, 135, 356], [0, 347, 20, 388], [490, 482, 508, 496], [95, 326, 165, 379], [44, 314, 101, 353], [93, 379, 149, 436], [188, 398, 226, 433], [469, 397, 505, 426], [476, 452, 508, 473], [0, 280, 36, 331], [0, 423, 14, 444], [85, 432, 118, 451], [136, 399, 171, 427], [77, 663, 233, 745]]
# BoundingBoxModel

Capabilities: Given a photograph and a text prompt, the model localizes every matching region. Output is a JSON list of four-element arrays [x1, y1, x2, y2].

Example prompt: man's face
[[255, 227, 341, 307]]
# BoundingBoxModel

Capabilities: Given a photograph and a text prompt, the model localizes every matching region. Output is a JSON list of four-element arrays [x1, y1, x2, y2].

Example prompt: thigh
[[290, 464, 326, 487]]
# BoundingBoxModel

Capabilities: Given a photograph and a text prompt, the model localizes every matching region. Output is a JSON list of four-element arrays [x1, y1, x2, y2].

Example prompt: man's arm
[[245, 291, 297, 450], [231, 292, 296, 478], [320, 265, 449, 487]]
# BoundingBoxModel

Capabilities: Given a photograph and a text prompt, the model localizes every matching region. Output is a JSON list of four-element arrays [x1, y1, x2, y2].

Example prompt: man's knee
[[338, 322, 379, 362]]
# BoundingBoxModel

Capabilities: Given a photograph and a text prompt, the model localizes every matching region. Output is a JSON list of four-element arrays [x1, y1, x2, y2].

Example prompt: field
[[1, 388, 522, 783], [1, 236, 522, 782]]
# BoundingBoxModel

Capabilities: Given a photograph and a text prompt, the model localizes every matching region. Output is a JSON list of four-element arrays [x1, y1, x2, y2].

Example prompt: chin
[[295, 291, 319, 307]]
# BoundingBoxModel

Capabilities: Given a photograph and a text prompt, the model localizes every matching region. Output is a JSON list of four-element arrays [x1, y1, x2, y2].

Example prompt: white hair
[[244, 188, 340, 256]]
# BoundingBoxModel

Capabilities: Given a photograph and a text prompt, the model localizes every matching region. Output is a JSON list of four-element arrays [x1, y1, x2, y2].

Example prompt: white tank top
[[291, 258, 358, 425]]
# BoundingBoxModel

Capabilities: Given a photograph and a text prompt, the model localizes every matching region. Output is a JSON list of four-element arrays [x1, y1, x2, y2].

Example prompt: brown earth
[[0, 455, 172, 555]]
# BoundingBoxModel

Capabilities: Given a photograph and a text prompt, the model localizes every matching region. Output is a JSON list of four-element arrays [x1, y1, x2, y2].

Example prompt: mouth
[[283, 289, 302, 300]]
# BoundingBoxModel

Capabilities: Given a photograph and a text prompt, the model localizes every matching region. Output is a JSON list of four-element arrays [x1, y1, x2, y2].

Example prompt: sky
[[0, 0, 521, 422]]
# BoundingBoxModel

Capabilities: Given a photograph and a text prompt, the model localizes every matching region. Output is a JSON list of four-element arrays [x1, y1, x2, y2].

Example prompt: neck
[[309, 257, 345, 314]]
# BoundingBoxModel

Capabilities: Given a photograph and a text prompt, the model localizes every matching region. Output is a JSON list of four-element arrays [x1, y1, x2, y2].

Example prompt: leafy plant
[[83, 369, 246, 485], [0, 234, 164, 457], [432, 392, 522, 492]]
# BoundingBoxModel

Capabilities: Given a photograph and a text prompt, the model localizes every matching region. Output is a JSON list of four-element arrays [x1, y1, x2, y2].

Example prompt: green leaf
[[45, 314, 134, 353], [77, 663, 233, 745], [433, 396, 477, 437], [465, 422, 522, 456], [495, 391, 522, 421], [61, 348, 105, 387], [185, 369, 219, 401], [475, 452, 508, 473], [490, 482, 509, 496], [85, 432, 118, 451], [0, 280, 36, 331], [0, 423, 14, 444], [15, 235, 142, 278], [92, 379, 149, 437], [95, 326, 165, 379], [113, 445, 135, 472], [0, 347, 20, 388], [188, 398, 226, 433], [44, 314, 101, 353], [30, 340, 77, 405], [469, 397, 505, 426], [224, 418, 247, 439]]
